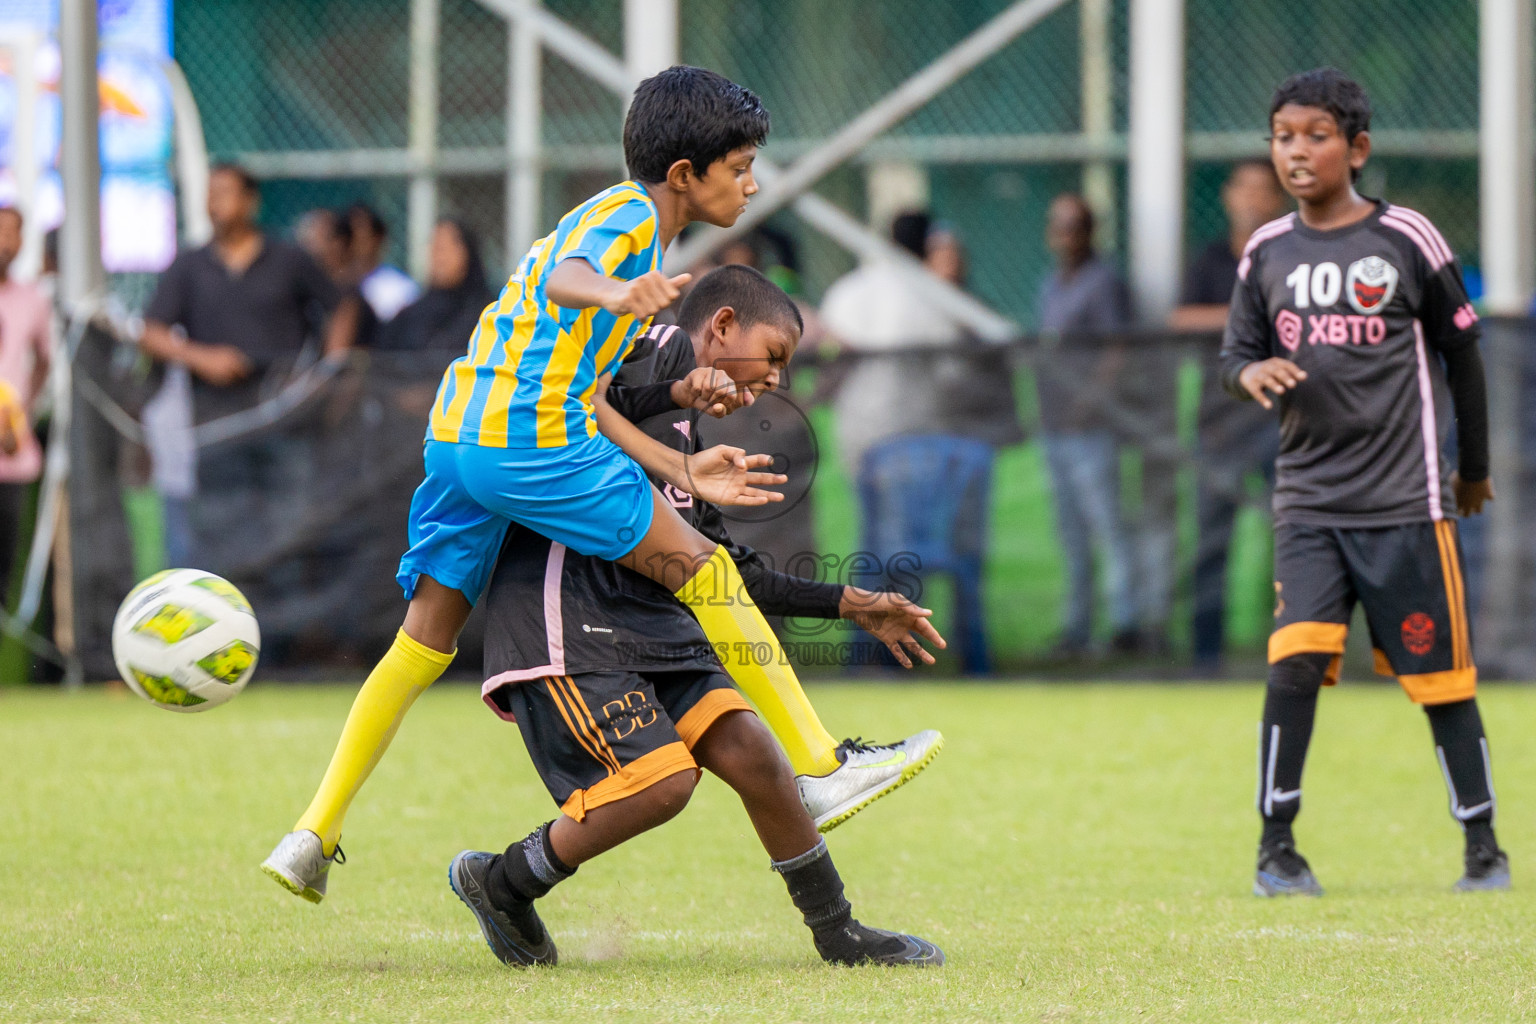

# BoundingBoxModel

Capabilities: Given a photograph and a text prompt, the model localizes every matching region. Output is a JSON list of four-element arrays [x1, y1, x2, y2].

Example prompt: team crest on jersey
[[1345, 256, 1398, 315]]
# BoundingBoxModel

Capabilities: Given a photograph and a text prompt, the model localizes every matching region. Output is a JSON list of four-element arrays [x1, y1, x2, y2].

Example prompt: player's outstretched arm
[[838, 588, 946, 668], [593, 375, 784, 506], [702, 504, 947, 669], [545, 257, 691, 320]]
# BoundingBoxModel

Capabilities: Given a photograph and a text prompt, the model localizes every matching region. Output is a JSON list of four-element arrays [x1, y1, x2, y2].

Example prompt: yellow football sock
[[294, 629, 454, 855], [675, 546, 841, 776]]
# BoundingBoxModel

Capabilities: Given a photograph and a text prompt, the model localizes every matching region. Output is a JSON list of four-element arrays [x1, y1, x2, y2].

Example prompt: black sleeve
[[604, 381, 679, 423], [143, 253, 191, 329], [695, 502, 845, 619], [1415, 248, 1487, 482], [1218, 255, 1274, 398], [1417, 249, 1480, 353], [1440, 336, 1489, 483]]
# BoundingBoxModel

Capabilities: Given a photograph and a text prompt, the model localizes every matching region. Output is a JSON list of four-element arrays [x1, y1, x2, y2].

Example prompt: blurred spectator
[[378, 218, 492, 353], [297, 208, 379, 347], [924, 224, 1022, 672], [1172, 159, 1287, 672], [819, 210, 957, 471], [821, 212, 1001, 672], [1036, 193, 1137, 657], [925, 225, 1023, 449], [347, 203, 419, 323], [0, 207, 53, 601], [140, 164, 350, 591], [713, 237, 760, 271], [1172, 160, 1288, 330], [712, 224, 803, 297], [296, 209, 354, 285]]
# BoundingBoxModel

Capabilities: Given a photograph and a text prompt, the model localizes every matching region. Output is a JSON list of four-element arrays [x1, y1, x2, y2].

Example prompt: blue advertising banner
[[0, 0, 176, 273]]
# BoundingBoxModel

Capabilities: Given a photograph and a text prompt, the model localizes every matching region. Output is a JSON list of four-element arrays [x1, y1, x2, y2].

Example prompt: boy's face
[[1269, 104, 1367, 204], [699, 307, 798, 398], [685, 146, 760, 228]]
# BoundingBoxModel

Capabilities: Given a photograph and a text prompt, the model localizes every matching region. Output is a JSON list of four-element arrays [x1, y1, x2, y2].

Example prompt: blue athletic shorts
[[396, 436, 655, 604]]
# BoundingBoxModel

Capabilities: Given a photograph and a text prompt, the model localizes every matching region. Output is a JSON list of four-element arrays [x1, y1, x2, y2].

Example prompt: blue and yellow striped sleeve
[[553, 191, 659, 280]]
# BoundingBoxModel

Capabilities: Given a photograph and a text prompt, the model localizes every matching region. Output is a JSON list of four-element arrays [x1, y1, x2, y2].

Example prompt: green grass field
[[7, 680, 1536, 1023]]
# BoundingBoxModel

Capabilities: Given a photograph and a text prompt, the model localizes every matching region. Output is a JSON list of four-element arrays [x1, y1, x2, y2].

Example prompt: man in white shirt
[[348, 203, 419, 323], [819, 211, 962, 472]]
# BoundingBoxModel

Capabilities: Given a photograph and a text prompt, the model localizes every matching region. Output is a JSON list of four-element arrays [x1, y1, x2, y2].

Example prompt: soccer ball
[[111, 569, 261, 713]]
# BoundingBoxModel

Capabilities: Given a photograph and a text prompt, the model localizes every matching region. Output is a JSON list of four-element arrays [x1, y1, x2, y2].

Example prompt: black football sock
[[772, 839, 913, 964], [1424, 699, 1498, 849], [772, 839, 852, 935], [487, 822, 576, 911], [1258, 653, 1331, 848]]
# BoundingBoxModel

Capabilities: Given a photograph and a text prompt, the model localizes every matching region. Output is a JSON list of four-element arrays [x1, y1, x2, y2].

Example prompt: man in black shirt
[[1219, 69, 1505, 896], [1173, 160, 1289, 670], [141, 163, 355, 594]]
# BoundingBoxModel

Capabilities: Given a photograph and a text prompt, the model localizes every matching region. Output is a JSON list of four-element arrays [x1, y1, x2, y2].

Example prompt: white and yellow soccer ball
[[111, 569, 261, 712]]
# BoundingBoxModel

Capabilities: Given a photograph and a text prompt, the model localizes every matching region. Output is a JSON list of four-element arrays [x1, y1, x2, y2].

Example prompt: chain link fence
[[51, 321, 1536, 681], [169, 0, 1488, 314], [43, 0, 1521, 681]]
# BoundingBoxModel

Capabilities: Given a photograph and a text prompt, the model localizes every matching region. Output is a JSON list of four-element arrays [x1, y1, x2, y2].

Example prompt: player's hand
[[1452, 472, 1495, 516], [188, 344, 254, 387], [671, 367, 753, 418], [605, 270, 692, 320], [1238, 358, 1307, 410], [680, 445, 785, 506], [839, 588, 947, 668]]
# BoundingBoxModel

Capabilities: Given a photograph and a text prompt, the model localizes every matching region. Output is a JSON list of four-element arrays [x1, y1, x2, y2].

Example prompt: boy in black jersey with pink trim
[[449, 266, 946, 969], [1219, 68, 1507, 895]]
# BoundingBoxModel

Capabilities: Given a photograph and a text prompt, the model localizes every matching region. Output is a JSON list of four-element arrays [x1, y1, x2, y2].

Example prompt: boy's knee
[[640, 768, 698, 825], [701, 711, 794, 787], [1268, 651, 1333, 699]]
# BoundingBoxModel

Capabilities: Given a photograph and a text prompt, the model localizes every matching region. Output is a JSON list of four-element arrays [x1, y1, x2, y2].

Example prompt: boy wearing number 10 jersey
[[1219, 68, 1508, 895]]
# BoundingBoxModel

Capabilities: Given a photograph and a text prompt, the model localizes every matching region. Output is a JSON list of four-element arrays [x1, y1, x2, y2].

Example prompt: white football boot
[[261, 830, 343, 903], [797, 730, 944, 833]]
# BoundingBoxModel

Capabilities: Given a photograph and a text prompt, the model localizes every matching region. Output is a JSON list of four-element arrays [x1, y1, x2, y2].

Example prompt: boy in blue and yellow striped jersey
[[263, 67, 942, 903]]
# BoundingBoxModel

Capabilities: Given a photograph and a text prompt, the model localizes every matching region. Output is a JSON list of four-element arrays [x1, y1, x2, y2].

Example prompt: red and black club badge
[[1346, 256, 1399, 315], [1401, 612, 1436, 656]]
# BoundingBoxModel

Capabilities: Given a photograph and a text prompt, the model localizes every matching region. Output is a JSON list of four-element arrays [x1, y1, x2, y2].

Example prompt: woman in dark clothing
[[378, 218, 493, 352]]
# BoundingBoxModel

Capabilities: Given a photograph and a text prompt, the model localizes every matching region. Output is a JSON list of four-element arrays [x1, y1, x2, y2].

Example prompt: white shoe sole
[[814, 734, 945, 834], [261, 844, 327, 904]]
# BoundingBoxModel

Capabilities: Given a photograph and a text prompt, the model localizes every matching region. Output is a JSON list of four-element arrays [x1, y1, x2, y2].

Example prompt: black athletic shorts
[[1270, 520, 1476, 704], [485, 668, 753, 820]]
